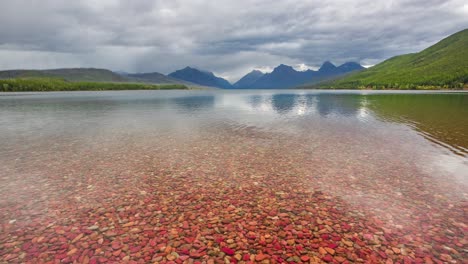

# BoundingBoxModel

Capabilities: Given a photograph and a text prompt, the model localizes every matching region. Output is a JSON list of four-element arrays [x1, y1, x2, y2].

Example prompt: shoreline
[[2, 89, 468, 94]]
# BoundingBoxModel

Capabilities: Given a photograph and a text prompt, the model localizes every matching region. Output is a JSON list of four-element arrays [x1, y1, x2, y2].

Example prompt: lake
[[0, 90, 467, 263]]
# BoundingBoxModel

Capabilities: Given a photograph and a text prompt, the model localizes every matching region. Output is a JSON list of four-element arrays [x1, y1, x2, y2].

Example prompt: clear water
[[0, 90, 467, 263]]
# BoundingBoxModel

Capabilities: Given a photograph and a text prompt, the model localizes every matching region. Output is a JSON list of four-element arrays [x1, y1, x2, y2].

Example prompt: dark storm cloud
[[0, 0, 467, 81]]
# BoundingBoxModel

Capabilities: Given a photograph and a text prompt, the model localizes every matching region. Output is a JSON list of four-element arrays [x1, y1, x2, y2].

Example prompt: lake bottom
[[0, 91, 466, 263]]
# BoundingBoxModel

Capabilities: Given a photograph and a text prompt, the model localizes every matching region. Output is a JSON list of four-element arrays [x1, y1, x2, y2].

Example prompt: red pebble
[[221, 247, 235, 256], [322, 255, 333, 262], [328, 243, 338, 249]]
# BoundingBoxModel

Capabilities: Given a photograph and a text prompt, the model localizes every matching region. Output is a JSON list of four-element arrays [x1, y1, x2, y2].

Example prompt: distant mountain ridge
[[0, 61, 365, 90], [0, 68, 128, 82], [167, 62, 363, 89], [0, 68, 198, 86], [168, 67, 233, 89], [125, 72, 189, 85], [235, 62, 364, 89], [313, 28, 468, 89], [233, 70, 264, 89]]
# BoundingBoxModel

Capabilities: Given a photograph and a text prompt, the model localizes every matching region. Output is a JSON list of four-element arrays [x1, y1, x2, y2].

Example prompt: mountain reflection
[[271, 94, 298, 114], [171, 95, 215, 111], [366, 93, 468, 156], [314, 94, 361, 117], [2, 90, 466, 158], [240, 93, 362, 118], [247, 95, 263, 109], [209, 92, 468, 156]]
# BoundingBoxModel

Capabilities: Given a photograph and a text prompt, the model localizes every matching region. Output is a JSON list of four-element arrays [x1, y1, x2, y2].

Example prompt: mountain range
[[125, 72, 187, 85], [165, 62, 364, 89], [233, 62, 363, 89], [233, 70, 264, 88], [0, 29, 466, 90], [0, 68, 207, 88], [168, 67, 233, 89]]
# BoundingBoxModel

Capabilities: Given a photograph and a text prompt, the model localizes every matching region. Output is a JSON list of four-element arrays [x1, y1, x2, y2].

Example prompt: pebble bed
[[0, 108, 467, 264]]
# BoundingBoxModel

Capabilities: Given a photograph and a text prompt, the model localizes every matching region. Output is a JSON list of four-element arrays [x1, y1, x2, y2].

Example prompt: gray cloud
[[0, 0, 467, 81]]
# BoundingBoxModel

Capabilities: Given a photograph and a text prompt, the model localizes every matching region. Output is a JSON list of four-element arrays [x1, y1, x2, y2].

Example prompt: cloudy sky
[[0, 0, 467, 82]]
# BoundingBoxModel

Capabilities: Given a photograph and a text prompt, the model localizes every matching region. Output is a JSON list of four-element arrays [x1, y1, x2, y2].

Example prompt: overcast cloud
[[0, 0, 467, 82]]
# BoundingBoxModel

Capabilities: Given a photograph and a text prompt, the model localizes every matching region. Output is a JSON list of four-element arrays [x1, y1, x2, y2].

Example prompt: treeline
[[319, 83, 467, 90], [314, 75, 468, 90], [0, 78, 188, 92]]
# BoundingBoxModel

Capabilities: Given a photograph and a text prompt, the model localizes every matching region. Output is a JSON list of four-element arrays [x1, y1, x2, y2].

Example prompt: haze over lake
[[0, 90, 466, 263]]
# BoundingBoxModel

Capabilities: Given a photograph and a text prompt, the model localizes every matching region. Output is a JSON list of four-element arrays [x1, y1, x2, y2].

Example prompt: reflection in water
[[171, 95, 215, 111], [247, 95, 263, 109], [230, 92, 468, 156], [240, 93, 364, 119], [0, 90, 467, 263], [365, 94, 468, 156], [314, 94, 360, 117], [1, 91, 465, 156], [271, 94, 297, 114]]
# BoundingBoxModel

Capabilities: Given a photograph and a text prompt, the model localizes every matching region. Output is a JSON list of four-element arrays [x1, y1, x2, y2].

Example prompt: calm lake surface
[[0, 90, 467, 263]]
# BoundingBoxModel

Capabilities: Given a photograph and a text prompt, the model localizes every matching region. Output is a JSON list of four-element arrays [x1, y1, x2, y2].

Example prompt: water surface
[[0, 90, 467, 263]]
